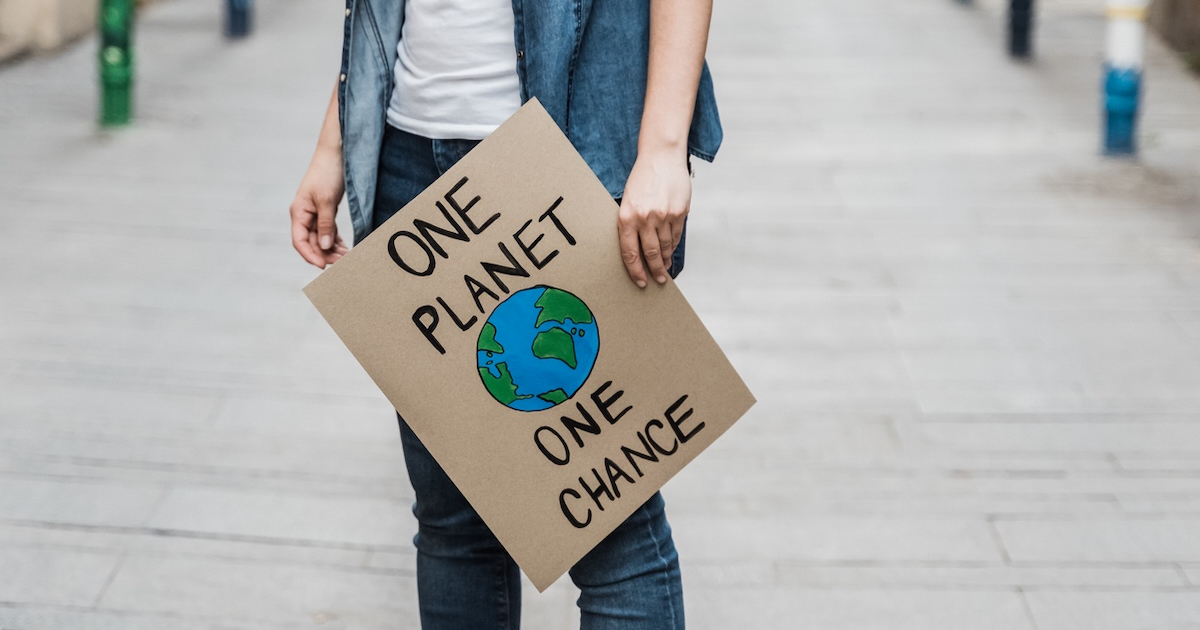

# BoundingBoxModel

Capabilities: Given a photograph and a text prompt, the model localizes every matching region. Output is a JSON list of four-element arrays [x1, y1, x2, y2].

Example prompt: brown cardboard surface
[[304, 100, 755, 591]]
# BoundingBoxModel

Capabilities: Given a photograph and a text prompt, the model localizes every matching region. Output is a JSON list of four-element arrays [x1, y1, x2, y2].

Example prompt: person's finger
[[316, 199, 338, 252], [640, 224, 668, 285], [617, 205, 647, 288], [670, 215, 684, 254], [291, 205, 325, 267], [656, 222, 674, 270], [307, 229, 327, 269], [329, 234, 349, 255], [322, 237, 348, 266], [668, 215, 685, 273]]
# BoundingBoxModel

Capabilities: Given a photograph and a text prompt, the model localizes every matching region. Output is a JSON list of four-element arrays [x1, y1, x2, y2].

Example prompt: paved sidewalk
[[2, 0, 1200, 628]]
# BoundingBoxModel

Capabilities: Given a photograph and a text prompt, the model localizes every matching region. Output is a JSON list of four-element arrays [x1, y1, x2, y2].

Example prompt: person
[[288, 0, 722, 627]]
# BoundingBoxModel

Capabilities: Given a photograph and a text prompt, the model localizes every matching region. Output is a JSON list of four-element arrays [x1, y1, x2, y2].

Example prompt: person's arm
[[290, 82, 349, 269], [617, 0, 713, 288]]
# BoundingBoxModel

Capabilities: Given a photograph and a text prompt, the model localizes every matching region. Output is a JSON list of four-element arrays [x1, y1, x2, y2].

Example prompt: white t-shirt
[[386, 0, 523, 140]]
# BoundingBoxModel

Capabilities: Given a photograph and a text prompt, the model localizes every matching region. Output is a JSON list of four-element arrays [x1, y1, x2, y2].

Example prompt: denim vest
[[339, 0, 723, 243]]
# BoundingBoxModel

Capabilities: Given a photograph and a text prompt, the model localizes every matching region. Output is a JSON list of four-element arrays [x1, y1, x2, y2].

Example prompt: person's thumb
[[316, 199, 338, 251]]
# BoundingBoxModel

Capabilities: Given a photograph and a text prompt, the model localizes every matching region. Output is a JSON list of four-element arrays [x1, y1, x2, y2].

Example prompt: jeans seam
[[499, 556, 514, 630], [643, 509, 679, 630], [496, 558, 504, 629], [432, 139, 446, 175]]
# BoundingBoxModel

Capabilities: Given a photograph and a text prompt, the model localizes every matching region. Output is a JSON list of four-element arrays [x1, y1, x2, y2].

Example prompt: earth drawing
[[476, 286, 600, 412]]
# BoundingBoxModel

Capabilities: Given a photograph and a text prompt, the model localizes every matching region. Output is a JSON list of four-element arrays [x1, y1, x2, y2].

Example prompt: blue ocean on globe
[[476, 286, 600, 412]]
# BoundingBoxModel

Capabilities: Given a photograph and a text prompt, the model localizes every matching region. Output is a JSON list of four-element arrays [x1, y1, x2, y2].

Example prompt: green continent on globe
[[478, 322, 504, 353], [534, 288, 593, 328], [531, 327, 577, 368], [539, 389, 569, 404], [478, 362, 530, 406]]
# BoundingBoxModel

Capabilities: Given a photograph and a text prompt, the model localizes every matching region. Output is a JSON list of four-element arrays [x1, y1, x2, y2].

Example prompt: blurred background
[[2, 0, 1200, 628]]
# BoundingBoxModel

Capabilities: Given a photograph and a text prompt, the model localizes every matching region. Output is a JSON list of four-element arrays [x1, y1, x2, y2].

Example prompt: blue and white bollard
[[1102, 0, 1148, 155], [225, 0, 253, 38]]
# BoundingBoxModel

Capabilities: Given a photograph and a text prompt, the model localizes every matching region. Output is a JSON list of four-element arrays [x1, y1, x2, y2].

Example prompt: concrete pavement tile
[[995, 518, 1200, 563], [1117, 497, 1200, 513], [0, 607, 276, 630], [685, 262, 898, 295], [725, 348, 912, 393], [0, 477, 164, 528], [0, 383, 221, 427], [687, 227, 880, 267], [1025, 592, 1200, 630], [0, 425, 411, 486], [684, 560, 776, 587], [682, 587, 1033, 630], [363, 550, 412, 572], [888, 313, 1031, 348], [679, 289, 901, 320], [916, 421, 1200, 452], [520, 575, 581, 630], [967, 474, 1200, 501], [146, 485, 415, 547], [667, 467, 1124, 518], [98, 555, 417, 627], [899, 347, 1040, 385], [725, 390, 919, 414], [700, 414, 902, 456], [700, 310, 896, 353], [1114, 455, 1200, 472], [0, 451, 411, 503], [210, 394, 400, 442], [672, 516, 1004, 563], [667, 491, 1121, 519], [0, 546, 120, 607], [894, 290, 1200, 320], [916, 389, 1200, 414], [775, 563, 1186, 589], [0, 523, 374, 571], [885, 261, 1188, 296], [1174, 311, 1200, 344]]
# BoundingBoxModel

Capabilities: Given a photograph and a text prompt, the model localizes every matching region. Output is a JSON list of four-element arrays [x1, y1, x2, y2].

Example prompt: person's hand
[[290, 145, 348, 269], [617, 149, 691, 288]]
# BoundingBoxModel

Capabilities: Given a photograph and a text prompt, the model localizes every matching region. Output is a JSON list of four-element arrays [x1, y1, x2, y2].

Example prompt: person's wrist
[[313, 140, 342, 163], [637, 137, 687, 161], [309, 145, 344, 184], [636, 122, 690, 160]]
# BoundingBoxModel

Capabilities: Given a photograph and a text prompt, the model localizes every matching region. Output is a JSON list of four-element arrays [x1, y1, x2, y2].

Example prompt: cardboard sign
[[304, 100, 755, 591]]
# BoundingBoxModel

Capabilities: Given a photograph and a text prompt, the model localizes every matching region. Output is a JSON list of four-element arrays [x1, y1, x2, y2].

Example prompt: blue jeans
[[371, 125, 687, 630]]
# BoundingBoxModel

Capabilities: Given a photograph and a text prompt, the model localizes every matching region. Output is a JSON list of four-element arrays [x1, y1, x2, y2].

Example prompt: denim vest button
[[340, 73, 347, 82], [516, 49, 524, 59]]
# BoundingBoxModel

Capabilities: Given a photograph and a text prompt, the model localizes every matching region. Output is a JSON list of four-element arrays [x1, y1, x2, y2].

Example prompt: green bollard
[[99, 0, 134, 127]]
